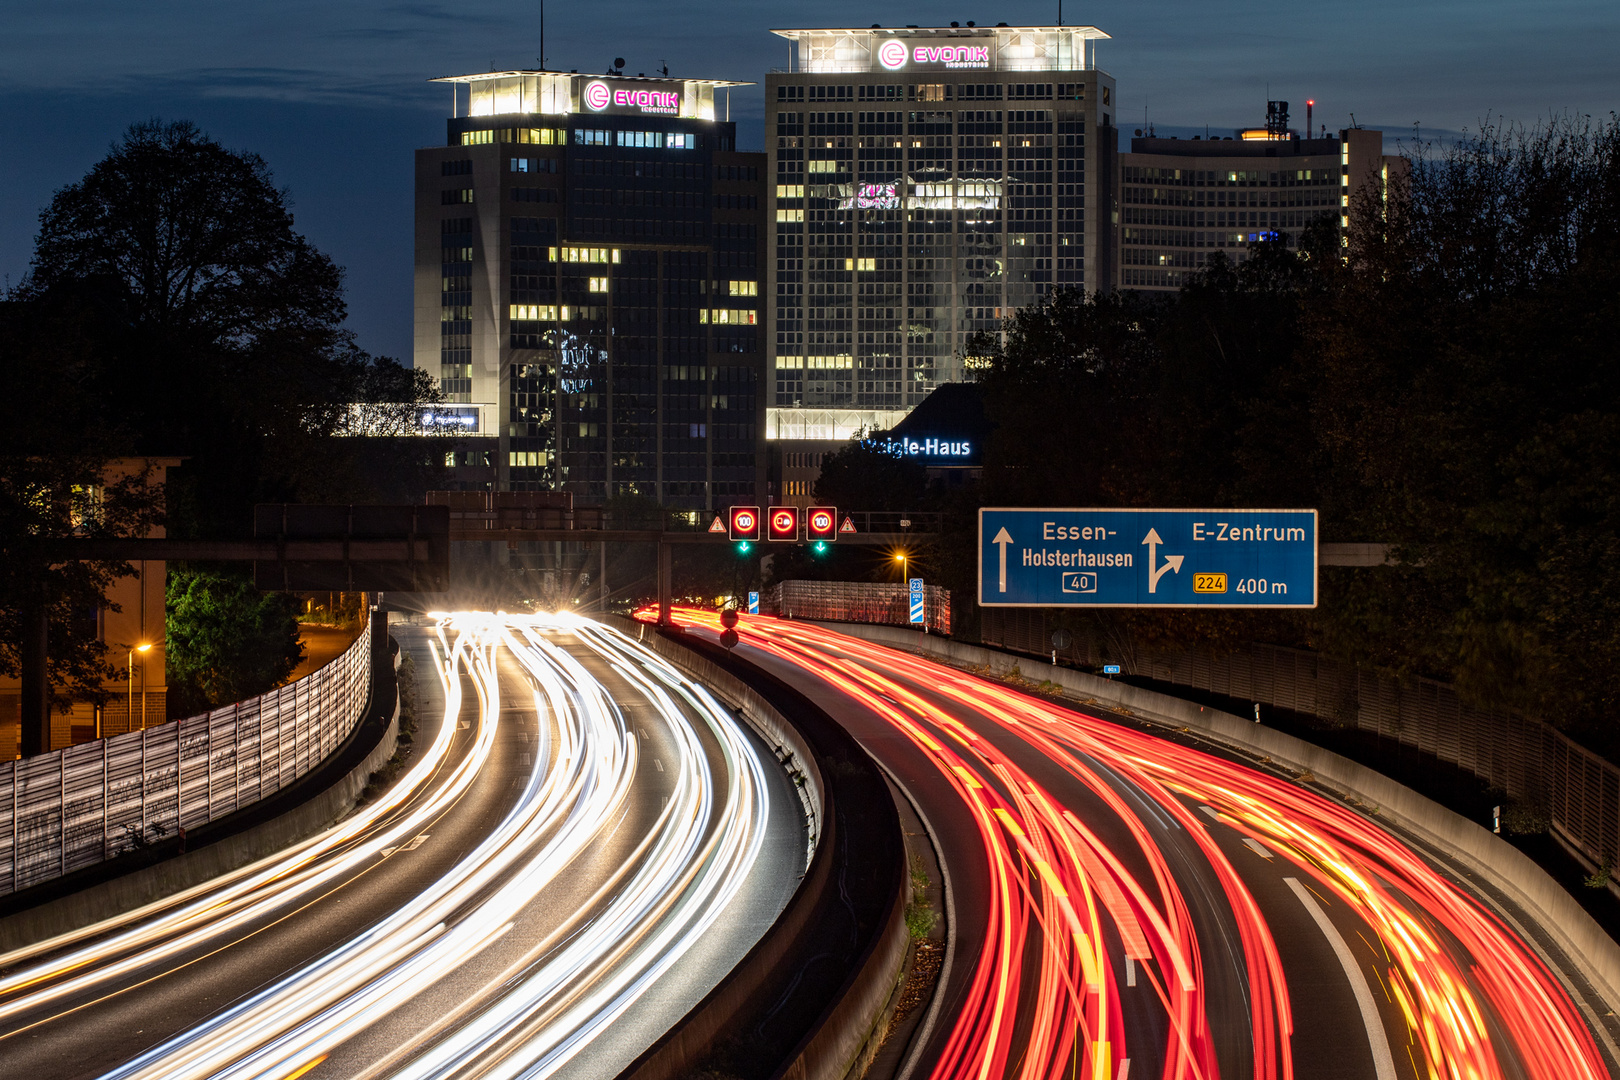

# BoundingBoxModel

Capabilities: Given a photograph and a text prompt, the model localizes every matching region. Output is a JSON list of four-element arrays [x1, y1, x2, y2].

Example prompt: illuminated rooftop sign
[[585, 80, 680, 115], [773, 26, 1109, 75], [883, 42, 991, 69], [870, 436, 974, 459]]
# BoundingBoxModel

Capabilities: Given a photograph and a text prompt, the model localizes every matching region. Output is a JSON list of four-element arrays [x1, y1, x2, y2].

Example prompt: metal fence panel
[[0, 620, 372, 898], [61, 742, 107, 875], [0, 762, 13, 891], [769, 580, 952, 634]]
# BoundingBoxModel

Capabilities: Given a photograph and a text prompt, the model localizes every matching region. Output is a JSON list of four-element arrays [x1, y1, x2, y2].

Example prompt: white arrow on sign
[[1142, 528, 1184, 594], [992, 527, 1014, 593]]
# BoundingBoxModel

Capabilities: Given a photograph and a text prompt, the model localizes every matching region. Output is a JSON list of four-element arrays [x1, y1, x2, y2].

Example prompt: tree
[[814, 438, 929, 511], [0, 296, 164, 751], [165, 566, 303, 717], [23, 119, 443, 537]]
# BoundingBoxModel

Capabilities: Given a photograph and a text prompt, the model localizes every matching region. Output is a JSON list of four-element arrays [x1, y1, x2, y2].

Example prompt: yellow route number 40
[[1193, 572, 1228, 594]]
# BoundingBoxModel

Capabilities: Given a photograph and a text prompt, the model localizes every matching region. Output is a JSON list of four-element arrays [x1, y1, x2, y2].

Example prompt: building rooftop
[[771, 25, 1109, 74], [431, 70, 751, 88], [1128, 136, 1345, 157], [772, 26, 1109, 40]]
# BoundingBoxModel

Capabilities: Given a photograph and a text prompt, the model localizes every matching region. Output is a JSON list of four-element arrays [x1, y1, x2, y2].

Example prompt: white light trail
[[0, 613, 772, 1080]]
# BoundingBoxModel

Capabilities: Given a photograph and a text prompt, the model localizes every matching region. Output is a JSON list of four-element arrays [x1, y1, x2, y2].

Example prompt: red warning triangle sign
[[708, 515, 726, 533], [840, 516, 858, 533]]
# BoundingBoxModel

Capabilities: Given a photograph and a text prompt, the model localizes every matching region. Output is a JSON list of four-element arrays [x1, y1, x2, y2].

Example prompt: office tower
[[1119, 106, 1405, 290], [414, 68, 767, 510], [764, 23, 1117, 461]]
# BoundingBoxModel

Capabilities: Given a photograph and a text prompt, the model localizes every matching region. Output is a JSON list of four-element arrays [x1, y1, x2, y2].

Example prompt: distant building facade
[[413, 69, 767, 510], [763, 24, 1118, 468], [1118, 109, 1405, 290], [0, 458, 177, 757]]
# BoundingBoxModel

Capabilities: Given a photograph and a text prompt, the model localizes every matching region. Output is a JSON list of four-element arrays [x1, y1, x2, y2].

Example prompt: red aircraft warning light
[[767, 506, 800, 542], [728, 505, 762, 542], [806, 506, 838, 542]]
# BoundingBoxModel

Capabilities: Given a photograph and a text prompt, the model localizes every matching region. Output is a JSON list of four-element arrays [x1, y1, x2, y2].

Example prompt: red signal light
[[806, 506, 838, 542], [767, 506, 800, 542], [728, 505, 762, 542]]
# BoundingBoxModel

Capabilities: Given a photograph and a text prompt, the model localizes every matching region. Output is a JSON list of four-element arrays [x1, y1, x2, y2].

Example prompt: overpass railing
[[0, 618, 372, 898]]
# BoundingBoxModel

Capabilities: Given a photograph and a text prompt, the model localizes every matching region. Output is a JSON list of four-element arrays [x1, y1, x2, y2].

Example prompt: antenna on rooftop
[[539, 0, 545, 70]]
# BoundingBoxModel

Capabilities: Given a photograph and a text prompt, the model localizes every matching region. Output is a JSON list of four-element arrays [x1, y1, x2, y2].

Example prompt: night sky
[[3, 1, 1615, 364]]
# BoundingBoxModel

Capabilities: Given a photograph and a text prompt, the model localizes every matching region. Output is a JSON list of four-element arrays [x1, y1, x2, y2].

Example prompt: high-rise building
[[1118, 108, 1405, 290], [764, 24, 1117, 461], [414, 69, 767, 510]]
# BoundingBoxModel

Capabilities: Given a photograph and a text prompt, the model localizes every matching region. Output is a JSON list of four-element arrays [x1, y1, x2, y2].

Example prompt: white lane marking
[[1116, 1060, 1130, 1080], [457, 721, 470, 731], [1285, 877, 1397, 1080], [1197, 805, 1220, 821], [518, 731, 528, 743], [400, 834, 430, 851], [381, 848, 397, 858], [1243, 837, 1274, 860], [638, 727, 649, 740], [520, 753, 531, 769], [653, 759, 665, 773], [1125, 956, 1136, 987]]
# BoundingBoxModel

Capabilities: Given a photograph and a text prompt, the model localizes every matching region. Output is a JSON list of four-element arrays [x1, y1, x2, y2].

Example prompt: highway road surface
[[659, 608, 1614, 1080], [0, 613, 803, 1080]]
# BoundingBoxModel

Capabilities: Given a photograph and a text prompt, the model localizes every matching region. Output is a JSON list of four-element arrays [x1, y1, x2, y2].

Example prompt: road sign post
[[980, 508, 1317, 608], [909, 577, 925, 625], [747, 591, 759, 615]]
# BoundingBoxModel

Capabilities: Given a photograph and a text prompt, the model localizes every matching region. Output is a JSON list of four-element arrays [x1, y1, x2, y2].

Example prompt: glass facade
[[414, 72, 766, 509], [766, 28, 1114, 426]]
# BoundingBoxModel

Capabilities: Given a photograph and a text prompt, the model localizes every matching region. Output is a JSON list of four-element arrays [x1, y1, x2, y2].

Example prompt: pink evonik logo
[[877, 40, 908, 70], [584, 81, 611, 110]]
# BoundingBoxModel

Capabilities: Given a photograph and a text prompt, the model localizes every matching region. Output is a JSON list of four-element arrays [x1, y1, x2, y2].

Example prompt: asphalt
[[0, 621, 802, 1080], [707, 624, 1577, 1080]]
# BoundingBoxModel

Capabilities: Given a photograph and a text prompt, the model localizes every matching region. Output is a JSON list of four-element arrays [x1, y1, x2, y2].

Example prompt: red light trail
[[646, 608, 1609, 1080]]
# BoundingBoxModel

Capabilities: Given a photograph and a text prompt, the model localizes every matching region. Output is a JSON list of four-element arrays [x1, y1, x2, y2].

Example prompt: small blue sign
[[747, 591, 759, 615], [980, 508, 1317, 608], [1102, 664, 1122, 675], [909, 577, 925, 624]]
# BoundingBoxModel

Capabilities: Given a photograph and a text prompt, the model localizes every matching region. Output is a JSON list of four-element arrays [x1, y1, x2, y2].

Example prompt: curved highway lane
[[0, 613, 801, 1080], [657, 609, 1612, 1080]]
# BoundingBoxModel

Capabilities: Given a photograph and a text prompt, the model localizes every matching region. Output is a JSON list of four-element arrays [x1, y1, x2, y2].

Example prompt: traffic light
[[806, 506, 837, 543], [728, 505, 762, 543], [767, 506, 800, 542]]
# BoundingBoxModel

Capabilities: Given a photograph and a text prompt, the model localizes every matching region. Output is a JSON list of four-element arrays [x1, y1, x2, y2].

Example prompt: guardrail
[[0, 619, 372, 898], [770, 580, 952, 635]]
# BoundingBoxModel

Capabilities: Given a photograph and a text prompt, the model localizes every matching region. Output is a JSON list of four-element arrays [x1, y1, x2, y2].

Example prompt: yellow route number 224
[[1193, 572, 1228, 594]]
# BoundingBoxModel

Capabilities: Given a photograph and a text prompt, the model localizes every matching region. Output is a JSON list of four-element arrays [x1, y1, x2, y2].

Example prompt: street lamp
[[128, 643, 151, 734], [894, 551, 909, 582]]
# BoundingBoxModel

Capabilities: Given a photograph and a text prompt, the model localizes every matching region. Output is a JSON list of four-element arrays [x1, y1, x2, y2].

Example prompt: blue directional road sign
[[909, 577, 925, 624], [979, 508, 1316, 608], [747, 591, 759, 615]]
